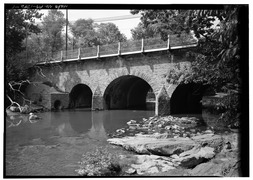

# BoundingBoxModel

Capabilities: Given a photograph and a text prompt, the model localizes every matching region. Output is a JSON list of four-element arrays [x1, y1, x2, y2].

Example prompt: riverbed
[[5, 108, 225, 176], [5, 109, 155, 176]]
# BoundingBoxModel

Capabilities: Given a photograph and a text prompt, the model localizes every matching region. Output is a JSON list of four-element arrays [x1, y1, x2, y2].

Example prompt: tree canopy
[[70, 19, 126, 48], [131, 6, 242, 93], [131, 22, 158, 40], [96, 23, 127, 44], [6, 9, 43, 82], [41, 10, 66, 56], [131, 5, 247, 126]]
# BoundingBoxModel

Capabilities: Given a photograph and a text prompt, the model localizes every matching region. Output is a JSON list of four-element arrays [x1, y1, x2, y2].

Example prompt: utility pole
[[26, 24, 28, 61], [65, 9, 68, 58]]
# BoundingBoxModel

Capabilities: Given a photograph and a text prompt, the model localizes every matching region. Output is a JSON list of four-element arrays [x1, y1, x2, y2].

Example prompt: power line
[[93, 14, 141, 22]]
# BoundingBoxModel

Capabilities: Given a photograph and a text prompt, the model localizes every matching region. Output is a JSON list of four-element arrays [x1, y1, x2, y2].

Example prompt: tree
[[96, 23, 127, 45], [131, 6, 244, 126], [70, 20, 127, 48], [5, 8, 43, 109], [131, 10, 193, 40], [70, 18, 99, 48], [6, 9, 43, 82], [41, 10, 65, 57], [25, 32, 48, 63], [131, 22, 158, 40]]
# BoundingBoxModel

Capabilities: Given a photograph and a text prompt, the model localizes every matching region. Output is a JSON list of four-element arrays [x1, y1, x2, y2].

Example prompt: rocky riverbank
[[106, 115, 241, 176]]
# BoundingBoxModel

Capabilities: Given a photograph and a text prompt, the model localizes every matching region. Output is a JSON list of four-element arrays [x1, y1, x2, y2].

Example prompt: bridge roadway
[[26, 36, 201, 115]]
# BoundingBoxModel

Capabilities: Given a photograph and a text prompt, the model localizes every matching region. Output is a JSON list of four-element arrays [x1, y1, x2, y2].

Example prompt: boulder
[[107, 135, 196, 156], [125, 168, 136, 175], [127, 120, 137, 125], [9, 106, 20, 112], [191, 134, 223, 149], [20, 105, 31, 114], [187, 157, 240, 176], [128, 155, 175, 175], [172, 146, 215, 168]]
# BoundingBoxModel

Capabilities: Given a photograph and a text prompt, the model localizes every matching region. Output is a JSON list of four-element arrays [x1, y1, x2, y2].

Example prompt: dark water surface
[[5, 109, 155, 176]]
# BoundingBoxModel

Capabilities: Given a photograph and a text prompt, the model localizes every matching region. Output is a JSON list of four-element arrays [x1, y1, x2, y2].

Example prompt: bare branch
[[8, 80, 30, 96], [6, 95, 22, 112], [34, 65, 46, 78]]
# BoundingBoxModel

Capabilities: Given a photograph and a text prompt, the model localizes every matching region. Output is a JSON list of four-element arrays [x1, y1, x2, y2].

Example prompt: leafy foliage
[[6, 9, 43, 82], [76, 147, 121, 176], [70, 19, 127, 48], [6, 9, 42, 55], [132, 6, 244, 126], [96, 23, 127, 44], [131, 22, 158, 40], [131, 7, 241, 92], [70, 18, 99, 48], [41, 10, 66, 56]]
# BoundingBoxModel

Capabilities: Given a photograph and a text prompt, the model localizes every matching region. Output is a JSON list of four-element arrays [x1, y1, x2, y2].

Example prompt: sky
[[40, 9, 141, 39]]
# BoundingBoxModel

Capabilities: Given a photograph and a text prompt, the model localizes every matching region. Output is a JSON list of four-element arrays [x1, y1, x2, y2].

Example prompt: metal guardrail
[[37, 35, 198, 64]]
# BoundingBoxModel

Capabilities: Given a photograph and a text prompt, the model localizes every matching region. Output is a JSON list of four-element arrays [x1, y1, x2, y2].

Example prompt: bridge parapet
[[37, 34, 198, 64]]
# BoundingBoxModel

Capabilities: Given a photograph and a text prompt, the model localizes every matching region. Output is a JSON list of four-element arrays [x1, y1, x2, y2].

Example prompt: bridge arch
[[69, 84, 93, 109], [170, 83, 206, 115], [103, 75, 155, 110]]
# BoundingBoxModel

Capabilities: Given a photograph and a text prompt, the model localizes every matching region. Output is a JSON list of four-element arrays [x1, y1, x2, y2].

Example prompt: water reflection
[[6, 109, 155, 147], [88, 111, 108, 141], [51, 109, 155, 140], [68, 110, 92, 134]]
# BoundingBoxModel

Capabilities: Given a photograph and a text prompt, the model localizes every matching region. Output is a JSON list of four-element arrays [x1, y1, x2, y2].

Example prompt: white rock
[[172, 124, 180, 129], [127, 120, 137, 125], [125, 168, 136, 174], [165, 126, 171, 130], [29, 113, 40, 120], [204, 130, 213, 134], [116, 129, 125, 133], [130, 155, 175, 175], [143, 118, 148, 121], [174, 129, 180, 133], [171, 154, 179, 159]]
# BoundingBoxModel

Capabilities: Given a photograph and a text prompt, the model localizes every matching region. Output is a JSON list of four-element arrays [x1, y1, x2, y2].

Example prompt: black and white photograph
[[3, 3, 249, 177]]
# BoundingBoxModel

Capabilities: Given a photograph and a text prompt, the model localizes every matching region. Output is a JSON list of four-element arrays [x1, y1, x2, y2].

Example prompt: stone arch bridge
[[26, 37, 203, 115]]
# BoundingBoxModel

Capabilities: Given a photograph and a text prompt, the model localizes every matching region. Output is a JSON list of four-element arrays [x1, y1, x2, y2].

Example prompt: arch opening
[[69, 84, 92, 109], [54, 100, 62, 110], [170, 83, 206, 115], [103, 75, 155, 110]]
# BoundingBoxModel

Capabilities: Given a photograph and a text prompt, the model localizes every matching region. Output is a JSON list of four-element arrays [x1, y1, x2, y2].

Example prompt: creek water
[[5, 108, 222, 176], [5, 109, 155, 176]]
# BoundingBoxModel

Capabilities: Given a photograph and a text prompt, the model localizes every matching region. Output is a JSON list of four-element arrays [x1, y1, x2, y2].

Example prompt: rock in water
[[116, 129, 125, 133], [127, 120, 137, 125], [205, 130, 213, 134], [129, 154, 175, 175], [9, 106, 20, 112], [29, 113, 41, 120], [191, 134, 223, 149], [125, 168, 136, 174], [187, 157, 240, 176], [107, 135, 196, 156], [172, 146, 215, 168], [21, 105, 31, 114]]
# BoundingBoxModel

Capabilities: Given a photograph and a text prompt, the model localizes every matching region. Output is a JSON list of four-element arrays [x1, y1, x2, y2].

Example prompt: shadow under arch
[[69, 84, 93, 109], [170, 83, 207, 115], [103, 75, 155, 110]]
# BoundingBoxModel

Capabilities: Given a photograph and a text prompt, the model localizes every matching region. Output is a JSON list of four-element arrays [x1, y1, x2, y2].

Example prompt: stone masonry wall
[[30, 49, 192, 114], [51, 93, 69, 109]]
